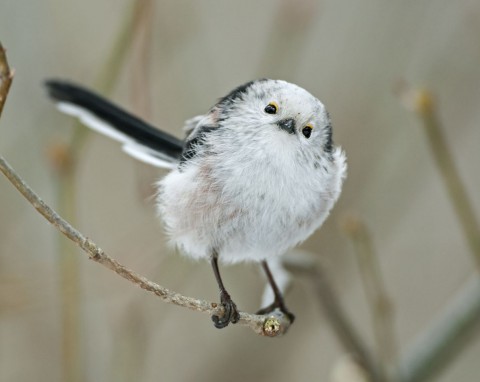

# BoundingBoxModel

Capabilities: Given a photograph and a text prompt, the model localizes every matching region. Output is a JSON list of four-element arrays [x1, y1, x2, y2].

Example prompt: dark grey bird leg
[[256, 260, 295, 322], [210, 252, 240, 328]]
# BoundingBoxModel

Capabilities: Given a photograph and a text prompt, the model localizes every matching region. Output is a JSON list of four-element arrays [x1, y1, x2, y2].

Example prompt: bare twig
[[0, 42, 14, 117], [398, 276, 480, 382], [129, 0, 154, 118], [395, 84, 480, 381], [0, 155, 291, 336], [398, 85, 480, 270], [343, 216, 398, 374], [48, 7, 151, 380], [66, 0, 146, 165], [285, 255, 388, 382]]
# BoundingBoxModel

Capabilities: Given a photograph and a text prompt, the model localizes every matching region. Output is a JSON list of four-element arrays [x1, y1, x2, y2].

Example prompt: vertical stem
[[289, 261, 388, 382], [344, 217, 398, 376], [398, 277, 480, 382], [51, 2, 148, 381], [0, 42, 14, 118], [414, 90, 480, 269], [113, 1, 156, 380], [67, 0, 139, 159], [129, 0, 154, 118]]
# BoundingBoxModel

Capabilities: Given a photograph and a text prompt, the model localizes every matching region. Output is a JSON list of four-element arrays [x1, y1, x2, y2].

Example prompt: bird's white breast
[[157, 132, 346, 264]]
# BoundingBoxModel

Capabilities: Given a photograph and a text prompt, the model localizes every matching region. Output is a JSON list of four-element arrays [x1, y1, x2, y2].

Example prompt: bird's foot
[[212, 290, 240, 329]]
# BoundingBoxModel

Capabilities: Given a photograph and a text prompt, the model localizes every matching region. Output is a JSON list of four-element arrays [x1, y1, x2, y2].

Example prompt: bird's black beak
[[277, 118, 296, 135]]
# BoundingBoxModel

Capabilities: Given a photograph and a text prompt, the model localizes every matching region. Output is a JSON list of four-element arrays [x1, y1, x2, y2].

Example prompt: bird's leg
[[210, 252, 240, 329], [256, 260, 295, 322]]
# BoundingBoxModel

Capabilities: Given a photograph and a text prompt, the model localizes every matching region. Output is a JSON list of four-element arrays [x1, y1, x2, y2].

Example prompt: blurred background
[[1, 0, 479, 381]]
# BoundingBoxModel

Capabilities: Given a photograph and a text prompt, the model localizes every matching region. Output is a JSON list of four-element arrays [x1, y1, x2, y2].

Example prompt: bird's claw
[[211, 291, 240, 329]]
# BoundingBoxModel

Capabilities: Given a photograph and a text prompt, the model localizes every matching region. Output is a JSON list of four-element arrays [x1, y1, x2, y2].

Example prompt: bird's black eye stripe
[[302, 126, 312, 138], [264, 102, 278, 114]]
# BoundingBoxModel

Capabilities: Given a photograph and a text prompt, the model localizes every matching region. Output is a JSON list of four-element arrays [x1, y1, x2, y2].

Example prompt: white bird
[[45, 79, 347, 328]]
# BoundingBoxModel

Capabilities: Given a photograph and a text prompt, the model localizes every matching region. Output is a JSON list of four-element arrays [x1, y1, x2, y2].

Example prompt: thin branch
[[129, 0, 154, 118], [285, 255, 388, 382], [394, 83, 480, 381], [49, 5, 149, 380], [397, 276, 480, 382], [66, 0, 147, 167], [343, 216, 398, 374], [0, 155, 291, 337], [398, 84, 480, 270], [0, 42, 14, 117]]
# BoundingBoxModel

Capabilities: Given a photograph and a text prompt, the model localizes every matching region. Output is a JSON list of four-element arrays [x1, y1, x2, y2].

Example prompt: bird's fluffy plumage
[[158, 79, 346, 263], [46, 79, 346, 264]]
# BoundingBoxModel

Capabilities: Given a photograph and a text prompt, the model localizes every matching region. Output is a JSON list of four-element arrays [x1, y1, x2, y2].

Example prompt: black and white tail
[[45, 80, 184, 169]]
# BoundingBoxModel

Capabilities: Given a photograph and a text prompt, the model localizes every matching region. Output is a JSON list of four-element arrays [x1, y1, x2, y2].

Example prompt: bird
[[45, 79, 347, 329]]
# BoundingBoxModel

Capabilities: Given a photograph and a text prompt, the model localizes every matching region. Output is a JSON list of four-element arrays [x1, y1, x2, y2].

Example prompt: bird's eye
[[302, 125, 313, 139], [264, 102, 278, 114]]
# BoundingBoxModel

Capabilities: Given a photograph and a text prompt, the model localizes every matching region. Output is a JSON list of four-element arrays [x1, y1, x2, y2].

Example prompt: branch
[[0, 42, 290, 338], [47, 8, 152, 381], [343, 216, 398, 373], [0, 155, 290, 336], [0, 42, 14, 117], [398, 84, 480, 270], [285, 254, 388, 382], [395, 83, 480, 381], [398, 276, 480, 382]]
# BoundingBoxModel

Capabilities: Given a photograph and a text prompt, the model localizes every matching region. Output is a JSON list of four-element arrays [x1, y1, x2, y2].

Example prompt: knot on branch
[[83, 238, 104, 260]]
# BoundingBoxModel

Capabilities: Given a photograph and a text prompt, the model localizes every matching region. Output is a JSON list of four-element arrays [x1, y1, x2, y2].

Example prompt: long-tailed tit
[[45, 79, 346, 328]]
